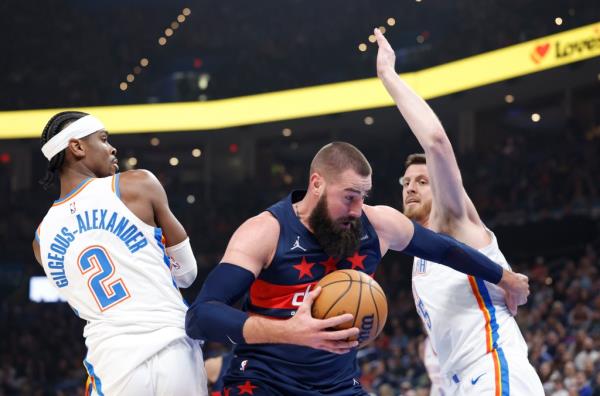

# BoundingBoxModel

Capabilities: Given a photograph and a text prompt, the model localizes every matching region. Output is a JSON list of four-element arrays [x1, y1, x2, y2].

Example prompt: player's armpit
[[363, 205, 414, 253]]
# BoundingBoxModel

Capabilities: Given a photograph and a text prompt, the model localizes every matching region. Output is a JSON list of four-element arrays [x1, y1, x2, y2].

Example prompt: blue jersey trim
[[54, 177, 92, 204], [153, 228, 171, 269], [114, 173, 121, 199], [477, 279, 510, 395], [83, 359, 104, 396]]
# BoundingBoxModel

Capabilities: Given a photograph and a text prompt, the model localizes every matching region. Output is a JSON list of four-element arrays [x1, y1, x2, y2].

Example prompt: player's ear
[[310, 172, 324, 196], [67, 138, 85, 160]]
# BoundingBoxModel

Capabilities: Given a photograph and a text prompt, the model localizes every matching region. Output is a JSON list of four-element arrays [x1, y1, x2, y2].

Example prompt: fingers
[[298, 286, 320, 311], [374, 28, 393, 50], [320, 313, 354, 329], [321, 326, 360, 341], [506, 294, 518, 316]]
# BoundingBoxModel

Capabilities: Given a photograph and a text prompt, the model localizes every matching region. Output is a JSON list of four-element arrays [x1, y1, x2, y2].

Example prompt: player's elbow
[[423, 128, 450, 153], [185, 300, 208, 339], [175, 266, 197, 288]]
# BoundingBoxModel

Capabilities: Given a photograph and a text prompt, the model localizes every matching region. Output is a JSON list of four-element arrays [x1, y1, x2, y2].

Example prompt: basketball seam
[[368, 279, 380, 341], [320, 279, 386, 299], [353, 273, 362, 329], [321, 271, 354, 320]]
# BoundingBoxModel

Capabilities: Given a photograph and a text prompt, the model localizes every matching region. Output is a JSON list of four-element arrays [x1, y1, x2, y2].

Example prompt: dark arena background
[[1, 1, 600, 395]]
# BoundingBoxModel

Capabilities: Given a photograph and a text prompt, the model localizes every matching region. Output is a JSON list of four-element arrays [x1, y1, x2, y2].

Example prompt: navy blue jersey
[[224, 191, 381, 395]]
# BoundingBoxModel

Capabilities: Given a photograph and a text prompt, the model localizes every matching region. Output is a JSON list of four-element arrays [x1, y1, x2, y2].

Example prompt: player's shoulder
[[118, 169, 159, 185], [238, 211, 280, 236]]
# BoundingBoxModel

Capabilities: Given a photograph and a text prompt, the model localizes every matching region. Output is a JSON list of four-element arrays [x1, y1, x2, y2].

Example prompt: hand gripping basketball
[[285, 286, 360, 354], [312, 270, 388, 348]]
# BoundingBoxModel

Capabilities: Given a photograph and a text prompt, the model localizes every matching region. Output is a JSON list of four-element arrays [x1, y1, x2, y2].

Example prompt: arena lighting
[[140, 58, 149, 67], [282, 128, 292, 137], [126, 74, 134, 83], [378, 26, 386, 34], [165, 28, 174, 37], [169, 157, 179, 166], [1, 22, 599, 139], [364, 116, 374, 125], [368, 35, 376, 43], [358, 43, 367, 52], [192, 148, 202, 157], [186, 194, 195, 204], [416, 35, 425, 44], [150, 137, 160, 146], [119, 82, 128, 91], [531, 113, 541, 122], [171, 22, 180, 30], [505, 94, 515, 103], [177, 15, 186, 23], [387, 18, 396, 26], [182, 8, 191, 16], [555, 17, 563, 26], [158, 37, 167, 45], [127, 157, 138, 166]]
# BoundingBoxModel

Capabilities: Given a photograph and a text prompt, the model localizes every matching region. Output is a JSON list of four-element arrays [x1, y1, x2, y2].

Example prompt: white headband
[[41, 115, 106, 161]]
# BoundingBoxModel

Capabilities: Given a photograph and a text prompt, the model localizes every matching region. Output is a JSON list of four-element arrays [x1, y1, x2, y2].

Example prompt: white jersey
[[37, 175, 190, 394], [412, 230, 529, 384], [423, 337, 446, 396]]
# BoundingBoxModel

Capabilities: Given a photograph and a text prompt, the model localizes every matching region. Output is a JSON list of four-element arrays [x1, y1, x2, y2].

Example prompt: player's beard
[[403, 199, 432, 224], [308, 194, 363, 258]]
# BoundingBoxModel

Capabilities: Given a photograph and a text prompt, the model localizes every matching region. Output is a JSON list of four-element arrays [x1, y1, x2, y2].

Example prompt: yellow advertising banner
[[1, 21, 599, 139]]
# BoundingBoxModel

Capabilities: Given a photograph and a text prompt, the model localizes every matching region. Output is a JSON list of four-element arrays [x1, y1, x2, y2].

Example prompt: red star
[[293, 257, 315, 279], [237, 380, 258, 395], [320, 257, 340, 274], [347, 252, 367, 270]]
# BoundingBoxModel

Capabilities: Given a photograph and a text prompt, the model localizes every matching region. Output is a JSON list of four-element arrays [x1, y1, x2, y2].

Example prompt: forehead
[[328, 168, 372, 192], [403, 164, 429, 178]]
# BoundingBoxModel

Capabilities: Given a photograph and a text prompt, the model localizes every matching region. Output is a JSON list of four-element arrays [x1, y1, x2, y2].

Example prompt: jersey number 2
[[78, 246, 131, 311]]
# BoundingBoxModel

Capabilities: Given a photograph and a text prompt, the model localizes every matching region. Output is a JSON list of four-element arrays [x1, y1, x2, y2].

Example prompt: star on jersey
[[290, 235, 307, 252], [347, 251, 367, 270], [293, 257, 315, 279], [320, 257, 340, 275], [237, 380, 258, 395]]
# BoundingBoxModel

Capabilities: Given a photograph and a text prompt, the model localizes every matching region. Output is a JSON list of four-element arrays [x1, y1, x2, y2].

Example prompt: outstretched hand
[[374, 28, 396, 76], [285, 286, 359, 354]]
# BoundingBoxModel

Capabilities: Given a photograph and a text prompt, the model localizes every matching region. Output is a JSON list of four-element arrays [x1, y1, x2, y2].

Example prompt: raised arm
[[364, 205, 529, 314], [185, 212, 360, 353], [375, 28, 477, 222]]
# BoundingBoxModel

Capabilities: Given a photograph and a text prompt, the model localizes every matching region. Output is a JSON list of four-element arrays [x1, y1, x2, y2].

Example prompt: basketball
[[312, 269, 388, 348]]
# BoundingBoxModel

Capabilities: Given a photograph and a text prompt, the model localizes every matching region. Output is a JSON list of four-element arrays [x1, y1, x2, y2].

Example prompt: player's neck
[[58, 167, 97, 199], [293, 198, 315, 233]]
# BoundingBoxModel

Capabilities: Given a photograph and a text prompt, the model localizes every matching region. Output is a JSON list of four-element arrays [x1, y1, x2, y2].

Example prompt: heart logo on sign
[[530, 42, 551, 64], [536, 43, 550, 57]]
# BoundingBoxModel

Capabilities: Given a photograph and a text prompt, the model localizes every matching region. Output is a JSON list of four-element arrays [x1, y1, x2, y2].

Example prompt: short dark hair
[[310, 142, 372, 180], [404, 153, 426, 170], [39, 111, 89, 190]]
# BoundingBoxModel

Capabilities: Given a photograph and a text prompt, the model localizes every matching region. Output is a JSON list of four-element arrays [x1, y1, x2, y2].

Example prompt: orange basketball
[[312, 269, 388, 348]]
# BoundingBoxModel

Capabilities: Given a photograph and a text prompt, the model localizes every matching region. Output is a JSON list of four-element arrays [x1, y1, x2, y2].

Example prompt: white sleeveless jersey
[[411, 230, 528, 379], [36, 175, 189, 392]]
